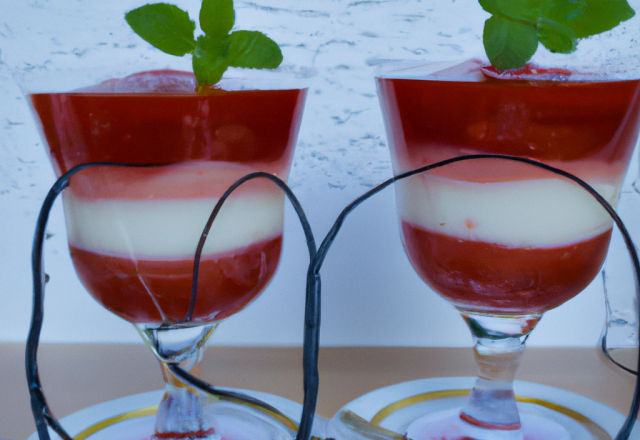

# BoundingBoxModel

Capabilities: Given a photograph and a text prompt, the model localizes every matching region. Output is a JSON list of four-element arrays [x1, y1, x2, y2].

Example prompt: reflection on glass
[[601, 182, 640, 376]]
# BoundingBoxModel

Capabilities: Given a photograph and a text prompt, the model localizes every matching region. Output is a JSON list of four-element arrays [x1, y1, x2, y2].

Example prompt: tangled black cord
[[28, 154, 640, 440], [27, 162, 319, 440]]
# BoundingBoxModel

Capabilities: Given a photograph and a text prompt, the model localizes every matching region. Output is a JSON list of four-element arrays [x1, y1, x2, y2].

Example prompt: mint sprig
[[125, 0, 283, 88], [479, 0, 635, 71]]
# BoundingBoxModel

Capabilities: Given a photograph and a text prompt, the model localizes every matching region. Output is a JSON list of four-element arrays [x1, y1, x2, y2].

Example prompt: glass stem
[[459, 312, 542, 431], [137, 324, 219, 440]]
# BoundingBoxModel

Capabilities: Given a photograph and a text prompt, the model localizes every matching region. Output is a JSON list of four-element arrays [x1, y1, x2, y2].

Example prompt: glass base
[[28, 389, 326, 440], [406, 407, 570, 440], [326, 377, 625, 440]]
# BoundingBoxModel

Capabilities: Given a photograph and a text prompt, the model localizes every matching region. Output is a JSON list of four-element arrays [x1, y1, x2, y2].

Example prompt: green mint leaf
[[200, 0, 235, 39], [538, 17, 578, 53], [227, 30, 283, 69], [192, 35, 230, 86], [478, 0, 549, 23], [544, 1, 587, 22], [483, 15, 539, 71], [126, 0, 284, 88], [125, 3, 196, 56], [479, 0, 634, 71], [544, 0, 634, 39]]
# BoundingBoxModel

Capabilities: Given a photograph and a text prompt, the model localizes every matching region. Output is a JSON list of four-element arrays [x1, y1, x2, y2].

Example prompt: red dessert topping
[[481, 63, 572, 81]]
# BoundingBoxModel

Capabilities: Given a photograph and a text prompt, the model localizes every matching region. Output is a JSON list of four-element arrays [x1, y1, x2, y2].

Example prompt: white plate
[[27, 389, 327, 440], [326, 377, 627, 440]]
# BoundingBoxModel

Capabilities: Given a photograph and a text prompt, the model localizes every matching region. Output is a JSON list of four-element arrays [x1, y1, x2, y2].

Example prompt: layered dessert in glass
[[379, 59, 640, 316], [28, 69, 307, 440], [370, 59, 640, 439], [31, 69, 305, 326]]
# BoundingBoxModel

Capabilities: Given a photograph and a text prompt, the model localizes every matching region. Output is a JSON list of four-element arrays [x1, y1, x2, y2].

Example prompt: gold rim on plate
[[74, 398, 299, 440], [370, 389, 610, 440]]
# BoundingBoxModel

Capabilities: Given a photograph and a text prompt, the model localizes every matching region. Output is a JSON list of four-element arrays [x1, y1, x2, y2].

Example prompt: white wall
[[1, 0, 639, 347]]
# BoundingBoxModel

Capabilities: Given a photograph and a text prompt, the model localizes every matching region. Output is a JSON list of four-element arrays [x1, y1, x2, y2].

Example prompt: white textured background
[[1, 0, 639, 347]]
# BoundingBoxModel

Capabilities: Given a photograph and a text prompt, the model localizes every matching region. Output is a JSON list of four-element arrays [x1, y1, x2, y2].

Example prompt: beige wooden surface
[[0, 344, 635, 440]]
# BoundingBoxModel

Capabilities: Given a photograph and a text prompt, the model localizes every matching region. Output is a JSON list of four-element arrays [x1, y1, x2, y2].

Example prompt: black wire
[[601, 332, 637, 376], [183, 171, 317, 323], [28, 162, 144, 440], [28, 167, 72, 440], [29, 154, 640, 440], [28, 163, 321, 440], [308, 154, 640, 440], [177, 171, 320, 440], [168, 364, 296, 421]]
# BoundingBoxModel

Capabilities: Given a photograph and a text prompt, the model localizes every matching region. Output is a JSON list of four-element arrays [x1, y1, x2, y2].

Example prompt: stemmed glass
[[372, 58, 640, 439], [24, 67, 307, 440]]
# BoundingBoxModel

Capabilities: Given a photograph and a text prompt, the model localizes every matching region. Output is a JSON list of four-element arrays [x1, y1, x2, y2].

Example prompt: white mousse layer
[[397, 174, 617, 248], [64, 192, 284, 258], [62, 162, 285, 258]]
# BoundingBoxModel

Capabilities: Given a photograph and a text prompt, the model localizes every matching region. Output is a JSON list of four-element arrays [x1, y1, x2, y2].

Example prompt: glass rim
[[374, 57, 640, 83], [12, 62, 311, 95]]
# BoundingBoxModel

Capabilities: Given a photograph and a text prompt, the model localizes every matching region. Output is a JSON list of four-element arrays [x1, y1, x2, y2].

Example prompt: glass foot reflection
[[77, 402, 294, 440], [406, 408, 570, 440]]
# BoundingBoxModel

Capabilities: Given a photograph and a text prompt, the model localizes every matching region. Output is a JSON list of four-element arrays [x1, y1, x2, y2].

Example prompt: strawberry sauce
[[30, 70, 305, 176], [402, 222, 611, 314], [69, 236, 282, 324], [379, 72, 640, 166]]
